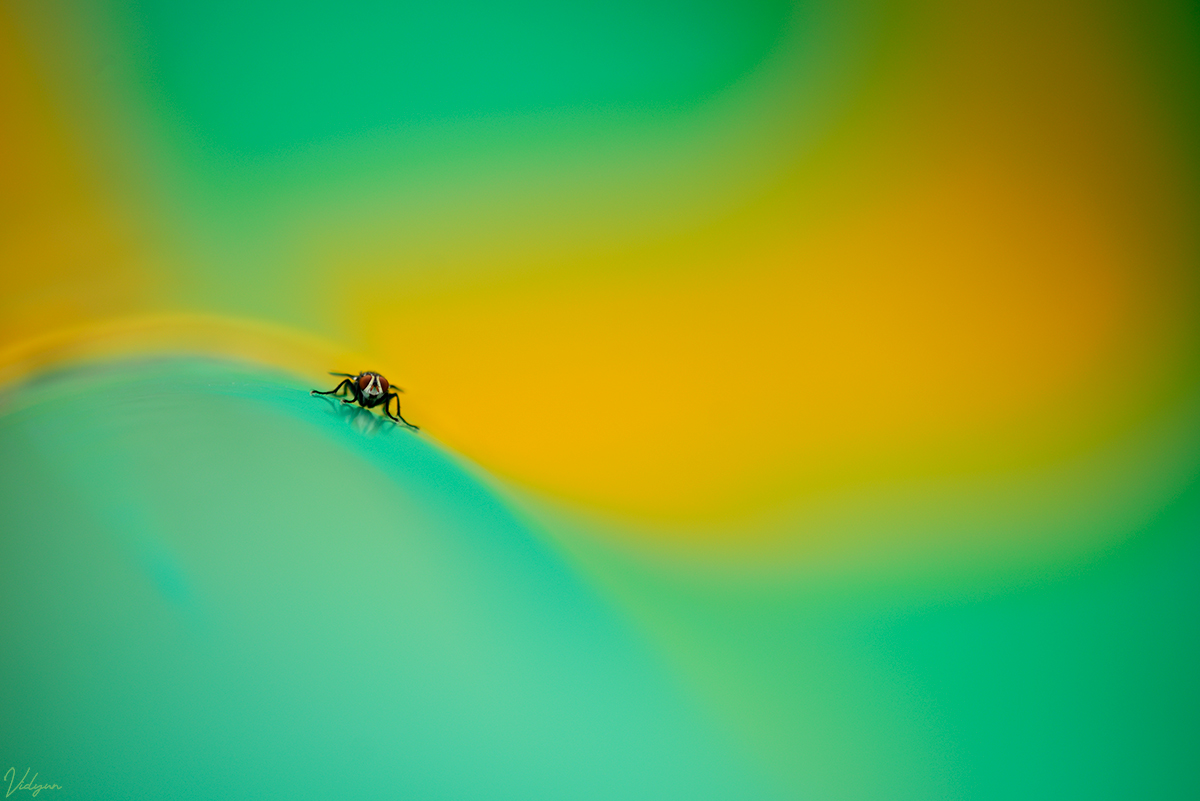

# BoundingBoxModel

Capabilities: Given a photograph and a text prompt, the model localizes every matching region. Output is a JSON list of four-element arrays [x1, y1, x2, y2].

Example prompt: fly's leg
[[311, 378, 352, 397], [386, 392, 419, 429]]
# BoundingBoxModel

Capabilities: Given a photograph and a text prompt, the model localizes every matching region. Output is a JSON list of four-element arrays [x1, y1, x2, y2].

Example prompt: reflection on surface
[[311, 392, 401, 438]]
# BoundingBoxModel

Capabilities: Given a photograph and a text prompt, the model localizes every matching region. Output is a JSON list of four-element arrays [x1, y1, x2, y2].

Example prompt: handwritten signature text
[[4, 768, 60, 798]]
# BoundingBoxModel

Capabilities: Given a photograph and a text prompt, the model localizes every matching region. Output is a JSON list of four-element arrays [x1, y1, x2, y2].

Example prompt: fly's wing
[[328, 372, 358, 377]]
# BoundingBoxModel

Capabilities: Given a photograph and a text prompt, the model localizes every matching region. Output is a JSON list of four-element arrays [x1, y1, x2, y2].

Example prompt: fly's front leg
[[311, 378, 352, 397], [386, 392, 418, 429]]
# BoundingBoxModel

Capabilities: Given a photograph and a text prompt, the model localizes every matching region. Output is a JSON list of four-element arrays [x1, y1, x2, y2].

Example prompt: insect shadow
[[311, 393, 398, 438]]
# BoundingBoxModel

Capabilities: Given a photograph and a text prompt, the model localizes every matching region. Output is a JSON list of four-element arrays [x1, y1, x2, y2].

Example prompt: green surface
[[2, 357, 1198, 798], [0, 358, 752, 800]]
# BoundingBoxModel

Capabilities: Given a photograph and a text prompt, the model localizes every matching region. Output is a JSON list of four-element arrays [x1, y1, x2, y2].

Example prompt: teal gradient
[[0, 360, 754, 799]]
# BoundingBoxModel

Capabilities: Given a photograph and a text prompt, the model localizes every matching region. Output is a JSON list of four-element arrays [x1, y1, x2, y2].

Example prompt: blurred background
[[2, 1, 1198, 798]]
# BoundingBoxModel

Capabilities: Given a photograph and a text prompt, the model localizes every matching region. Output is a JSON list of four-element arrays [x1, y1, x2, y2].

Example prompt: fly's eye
[[358, 375, 370, 390], [378, 376, 389, 394]]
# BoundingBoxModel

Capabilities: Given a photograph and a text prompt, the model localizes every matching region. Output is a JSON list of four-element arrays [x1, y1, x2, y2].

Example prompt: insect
[[310, 371, 419, 429]]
